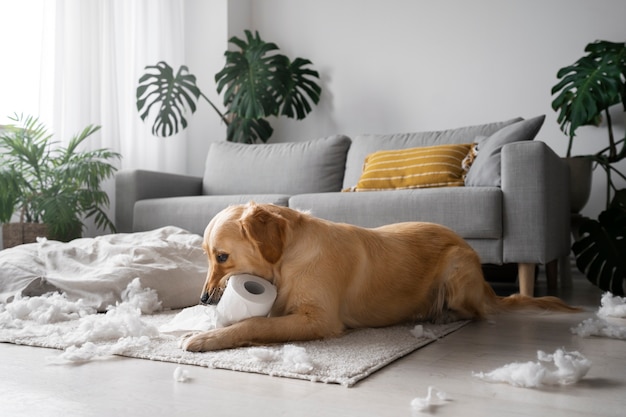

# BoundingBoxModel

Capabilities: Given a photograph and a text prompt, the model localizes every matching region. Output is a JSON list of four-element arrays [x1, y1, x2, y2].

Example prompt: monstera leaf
[[551, 40, 626, 142], [225, 117, 273, 144], [278, 57, 322, 119], [215, 30, 321, 143], [137, 31, 322, 143], [573, 189, 626, 295], [216, 31, 286, 119], [136, 62, 202, 137]]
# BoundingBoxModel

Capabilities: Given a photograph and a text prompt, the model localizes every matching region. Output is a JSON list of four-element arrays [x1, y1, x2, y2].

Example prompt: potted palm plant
[[136, 30, 322, 144], [0, 114, 121, 247], [551, 39, 626, 294]]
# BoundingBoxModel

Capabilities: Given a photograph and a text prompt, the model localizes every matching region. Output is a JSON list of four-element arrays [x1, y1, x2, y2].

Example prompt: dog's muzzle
[[200, 286, 224, 305]]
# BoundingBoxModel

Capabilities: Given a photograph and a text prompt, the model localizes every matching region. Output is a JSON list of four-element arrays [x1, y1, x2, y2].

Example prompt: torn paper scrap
[[411, 386, 450, 412], [571, 292, 626, 340], [410, 324, 436, 339], [32, 279, 162, 363], [120, 277, 162, 314], [597, 292, 626, 319], [571, 318, 626, 340], [282, 345, 314, 373], [159, 304, 219, 334], [249, 344, 314, 374], [0, 292, 96, 326], [249, 347, 282, 362], [48, 336, 152, 364], [173, 366, 190, 382], [473, 349, 591, 388]]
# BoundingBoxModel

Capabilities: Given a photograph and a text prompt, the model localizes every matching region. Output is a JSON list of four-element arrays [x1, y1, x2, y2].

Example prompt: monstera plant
[[551, 40, 626, 294], [572, 190, 626, 295], [136, 30, 322, 144], [551, 40, 626, 207]]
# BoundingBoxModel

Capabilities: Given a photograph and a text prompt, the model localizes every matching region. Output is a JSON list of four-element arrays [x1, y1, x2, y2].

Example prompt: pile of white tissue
[[473, 349, 592, 388], [0, 278, 162, 363], [571, 292, 626, 339]]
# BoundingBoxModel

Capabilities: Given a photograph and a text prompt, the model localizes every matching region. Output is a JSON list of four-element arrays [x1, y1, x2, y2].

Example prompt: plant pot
[[564, 156, 592, 214], [2, 222, 48, 249]]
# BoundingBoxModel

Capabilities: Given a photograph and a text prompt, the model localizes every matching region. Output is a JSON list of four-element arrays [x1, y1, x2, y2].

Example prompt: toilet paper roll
[[216, 274, 277, 327]]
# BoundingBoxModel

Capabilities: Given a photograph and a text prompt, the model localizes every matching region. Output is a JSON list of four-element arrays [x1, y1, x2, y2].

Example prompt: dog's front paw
[[179, 330, 224, 352], [178, 331, 200, 350]]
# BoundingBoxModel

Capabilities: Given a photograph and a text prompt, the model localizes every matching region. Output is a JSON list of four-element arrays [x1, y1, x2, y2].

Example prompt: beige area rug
[[0, 309, 467, 387]]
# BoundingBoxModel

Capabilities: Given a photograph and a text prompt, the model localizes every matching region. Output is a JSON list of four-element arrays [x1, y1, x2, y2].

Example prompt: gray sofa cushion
[[342, 118, 522, 189], [289, 187, 502, 239], [202, 135, 351, 195], [465, 115, 546, 187], [133, 195, 290, 235]]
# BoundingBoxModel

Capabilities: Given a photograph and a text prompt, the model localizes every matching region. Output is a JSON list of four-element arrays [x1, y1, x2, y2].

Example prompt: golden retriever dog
[[181, 202, 578, 352]]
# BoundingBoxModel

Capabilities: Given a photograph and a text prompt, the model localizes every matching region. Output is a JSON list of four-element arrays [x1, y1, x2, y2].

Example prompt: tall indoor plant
[[136, 30, 322, 144], [552, 40, 626, 208], [0, 114, 121, 246], [551, 39, 626, 294]]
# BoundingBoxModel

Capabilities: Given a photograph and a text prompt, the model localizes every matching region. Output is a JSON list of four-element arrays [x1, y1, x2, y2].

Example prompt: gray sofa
[[115, 115, 570, 296]]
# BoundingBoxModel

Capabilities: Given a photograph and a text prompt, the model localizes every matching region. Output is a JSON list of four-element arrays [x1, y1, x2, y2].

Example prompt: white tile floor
[[1, 269, 624, 417]]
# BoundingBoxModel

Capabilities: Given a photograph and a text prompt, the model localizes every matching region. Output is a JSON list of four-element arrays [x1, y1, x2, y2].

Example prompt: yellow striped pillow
[[352, 143, 474, 191]]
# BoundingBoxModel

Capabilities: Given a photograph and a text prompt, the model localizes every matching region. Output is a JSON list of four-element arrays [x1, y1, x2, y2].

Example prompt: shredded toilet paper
[[158, 305, 219, 334], [0, 292, 96, 326], [572, 318, 626, 339], [120, 277, 162, 314], [410, 386, 450, 413], [0, 278, 163, 364], [173, 366, 191, 382], [597, 292, 626, 318], [473, 349, 591, 388], [249, 344, 314, 374], [571, 292, 626, 340], [410, 325, 436, 339], [48, 336, 153, 364]]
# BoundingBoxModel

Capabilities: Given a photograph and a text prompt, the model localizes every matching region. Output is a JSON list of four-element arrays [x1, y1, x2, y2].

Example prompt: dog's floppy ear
[[241, 204, 286, 264]]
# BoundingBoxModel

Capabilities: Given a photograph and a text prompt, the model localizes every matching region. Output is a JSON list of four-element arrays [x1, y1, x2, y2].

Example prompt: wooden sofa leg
[[545, 259, 558, 293], [518, 263, 535, 297]]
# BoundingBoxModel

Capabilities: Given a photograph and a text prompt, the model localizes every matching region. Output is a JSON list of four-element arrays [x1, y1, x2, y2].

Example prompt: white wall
[[185, 0, 626, 218], [183, 0, 229, 175]]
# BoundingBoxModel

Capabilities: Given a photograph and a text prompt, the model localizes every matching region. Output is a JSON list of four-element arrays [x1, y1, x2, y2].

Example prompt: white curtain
[[40, 0, 189, 235], [40, 0, 188, 172]]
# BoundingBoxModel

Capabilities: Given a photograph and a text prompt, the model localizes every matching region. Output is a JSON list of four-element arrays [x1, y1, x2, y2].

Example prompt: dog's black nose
[[200, 292, 211, 305]]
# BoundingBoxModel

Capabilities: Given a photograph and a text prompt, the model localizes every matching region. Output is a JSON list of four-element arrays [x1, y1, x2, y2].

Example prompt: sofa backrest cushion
[[342, 118, 522, 190], [202, 135, 352, 195], [464, 115, 545, 187]]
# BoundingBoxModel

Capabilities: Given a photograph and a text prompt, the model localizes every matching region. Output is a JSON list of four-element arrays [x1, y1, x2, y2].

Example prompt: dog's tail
[[493, 291, 582, 313]]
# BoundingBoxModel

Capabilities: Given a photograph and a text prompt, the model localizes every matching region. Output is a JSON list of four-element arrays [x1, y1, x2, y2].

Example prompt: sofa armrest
[[501, 141, 570, 264], [115, 169, 203, 233]]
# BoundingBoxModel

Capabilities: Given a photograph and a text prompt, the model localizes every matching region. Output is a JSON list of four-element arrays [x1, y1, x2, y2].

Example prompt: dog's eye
[[216, 253, 229, 263]]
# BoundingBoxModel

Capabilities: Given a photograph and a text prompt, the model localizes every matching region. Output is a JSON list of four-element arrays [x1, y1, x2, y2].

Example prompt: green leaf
[[0, 114, 120, 241], [279, 57, 321, 119], [572, 189, 626, 295], [0, 167, 20, 223], [216, 30, 283, 120], [137, 31, 322, 143], [551, 40, 626, 138], [226, 117, 273, 144], [136, 61, 201, 137]]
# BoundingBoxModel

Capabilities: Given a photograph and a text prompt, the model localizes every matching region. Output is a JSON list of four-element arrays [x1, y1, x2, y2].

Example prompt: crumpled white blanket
[[0, 226, 207, 310]]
